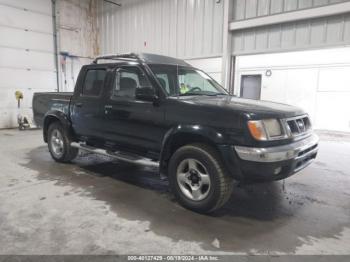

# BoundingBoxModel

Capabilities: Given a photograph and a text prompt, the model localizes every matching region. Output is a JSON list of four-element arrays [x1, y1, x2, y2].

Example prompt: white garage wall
[[235, 47, 350, 132], [186, 57, 223, 84], [0, 0, 56, 128]]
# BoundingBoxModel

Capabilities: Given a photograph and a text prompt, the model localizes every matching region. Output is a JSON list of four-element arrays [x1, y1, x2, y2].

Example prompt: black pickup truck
[[33, 53, 318, 213]]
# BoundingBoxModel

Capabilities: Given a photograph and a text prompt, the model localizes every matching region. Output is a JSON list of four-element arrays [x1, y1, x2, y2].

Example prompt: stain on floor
[[0, 129, 349, 254]]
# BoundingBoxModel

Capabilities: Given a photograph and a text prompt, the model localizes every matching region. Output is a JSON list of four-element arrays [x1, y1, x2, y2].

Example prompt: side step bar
[[71, 142, 159, 168]]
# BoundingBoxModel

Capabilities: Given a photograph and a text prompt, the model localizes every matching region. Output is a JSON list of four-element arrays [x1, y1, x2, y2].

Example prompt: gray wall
[[232, 0, 348, 21], [232, 13, 350, 55], [230, 0, 350, 55], [98, 0, 224, 59]]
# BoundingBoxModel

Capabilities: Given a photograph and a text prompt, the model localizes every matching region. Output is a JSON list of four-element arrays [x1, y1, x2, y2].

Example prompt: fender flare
[[159, 124, 225, 175], [42, 110, 74, 142]]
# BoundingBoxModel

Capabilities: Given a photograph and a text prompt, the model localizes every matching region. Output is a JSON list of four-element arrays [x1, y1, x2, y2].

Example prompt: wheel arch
[[159, 125, 226, 176], [43, 110, 74, 143]]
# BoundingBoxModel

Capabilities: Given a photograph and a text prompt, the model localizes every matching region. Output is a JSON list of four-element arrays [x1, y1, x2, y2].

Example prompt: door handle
[[104, 105, 112, 114], [75, 102, 83, 108]]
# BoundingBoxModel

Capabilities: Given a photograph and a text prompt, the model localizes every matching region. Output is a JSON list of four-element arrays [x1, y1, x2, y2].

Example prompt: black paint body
[[32, 59, 309, 182]]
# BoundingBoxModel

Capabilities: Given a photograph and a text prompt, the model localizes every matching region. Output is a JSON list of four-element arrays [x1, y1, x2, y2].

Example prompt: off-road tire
[[47, 122, 78, 163], [168, 143, 233, 213]]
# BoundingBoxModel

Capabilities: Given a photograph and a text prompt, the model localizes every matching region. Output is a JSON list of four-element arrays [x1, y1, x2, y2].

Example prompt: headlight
[[247, 119, 283, 141], [263, 119, 283, 137]]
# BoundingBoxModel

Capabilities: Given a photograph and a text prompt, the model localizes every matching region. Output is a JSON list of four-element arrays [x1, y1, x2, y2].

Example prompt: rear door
[[100, 65, 166, 153], [71, 66, 108, 139]]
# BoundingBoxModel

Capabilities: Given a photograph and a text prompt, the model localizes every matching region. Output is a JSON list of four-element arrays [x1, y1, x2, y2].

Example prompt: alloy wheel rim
[[50, 129, 64, 157], [176, 158, 211, 201]]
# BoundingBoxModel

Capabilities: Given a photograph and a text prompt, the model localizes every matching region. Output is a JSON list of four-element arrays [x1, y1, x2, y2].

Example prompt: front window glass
[[113, 66, 152, 98], [150, 65, 228, 96]]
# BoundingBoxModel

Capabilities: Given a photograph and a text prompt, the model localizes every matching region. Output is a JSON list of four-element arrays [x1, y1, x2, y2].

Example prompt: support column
[[221, 0, 233, 91], [52, 0, 62, 92]]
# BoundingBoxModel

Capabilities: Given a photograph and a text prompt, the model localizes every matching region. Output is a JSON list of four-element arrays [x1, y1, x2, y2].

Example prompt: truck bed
[[32, 92, 73, 127]]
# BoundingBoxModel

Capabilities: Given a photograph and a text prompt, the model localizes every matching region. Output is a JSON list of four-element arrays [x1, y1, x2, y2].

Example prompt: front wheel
[[168, 143, 234, 213], [47, 122, 78, 163]]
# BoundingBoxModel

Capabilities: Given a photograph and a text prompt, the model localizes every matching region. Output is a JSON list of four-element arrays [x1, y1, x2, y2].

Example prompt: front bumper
[[219, 134, 319, 182], [234, 134, 319, 164]]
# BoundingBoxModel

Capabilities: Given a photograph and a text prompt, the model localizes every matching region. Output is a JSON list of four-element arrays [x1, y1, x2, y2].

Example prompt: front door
[[240, 75, 262, 100], [100, 65, 165, 153]]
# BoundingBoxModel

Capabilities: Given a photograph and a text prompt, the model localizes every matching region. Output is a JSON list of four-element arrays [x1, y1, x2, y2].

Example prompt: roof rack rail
[[92, 53, 142, 64], [92, 53, 191, 67]]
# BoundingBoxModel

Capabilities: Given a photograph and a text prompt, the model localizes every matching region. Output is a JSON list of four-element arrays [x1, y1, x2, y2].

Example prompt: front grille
[[286, 116, 311, 137]]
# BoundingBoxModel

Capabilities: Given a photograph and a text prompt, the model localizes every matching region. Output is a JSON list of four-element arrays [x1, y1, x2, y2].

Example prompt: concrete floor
[[0, 129, 349, 255]]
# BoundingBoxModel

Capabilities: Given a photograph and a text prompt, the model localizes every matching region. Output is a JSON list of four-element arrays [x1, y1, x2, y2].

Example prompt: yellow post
[[15, 91, 23, 109]]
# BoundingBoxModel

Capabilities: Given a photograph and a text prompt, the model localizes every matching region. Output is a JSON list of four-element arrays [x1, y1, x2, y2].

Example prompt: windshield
[[149, 65, 228, 96]]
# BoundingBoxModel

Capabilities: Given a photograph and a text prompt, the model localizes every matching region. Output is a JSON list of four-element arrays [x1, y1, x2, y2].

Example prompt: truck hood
[[177, 95, 305, 119]]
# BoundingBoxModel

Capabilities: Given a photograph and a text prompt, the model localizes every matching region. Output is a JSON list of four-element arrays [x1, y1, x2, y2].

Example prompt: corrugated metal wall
[[232, 13, 350, 55], [98, 0, 224, 59], [231, 0, 350, 55], [232, 0, 348, 21]]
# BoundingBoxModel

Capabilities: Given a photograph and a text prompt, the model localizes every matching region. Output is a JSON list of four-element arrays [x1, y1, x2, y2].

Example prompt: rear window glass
[[82, 69, 107, 96]]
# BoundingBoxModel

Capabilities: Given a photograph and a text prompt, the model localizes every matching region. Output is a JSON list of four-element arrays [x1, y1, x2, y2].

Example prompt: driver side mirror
[[135, 87, 158, 102]]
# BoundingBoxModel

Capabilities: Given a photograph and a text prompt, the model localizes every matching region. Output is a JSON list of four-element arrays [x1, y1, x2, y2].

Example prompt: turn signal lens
[[247, 120, 267, 141]]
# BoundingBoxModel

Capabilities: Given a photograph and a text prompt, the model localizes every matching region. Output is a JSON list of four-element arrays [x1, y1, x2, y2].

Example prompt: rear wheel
[[168, 143, 233, 213], [47, 122, 78, 163]]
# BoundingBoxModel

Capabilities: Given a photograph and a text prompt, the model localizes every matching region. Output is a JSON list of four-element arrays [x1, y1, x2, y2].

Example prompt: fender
[[42, 110, 74, 143], [159, 124, 226, 176]]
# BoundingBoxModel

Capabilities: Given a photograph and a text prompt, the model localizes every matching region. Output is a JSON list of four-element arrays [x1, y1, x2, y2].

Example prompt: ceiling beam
[[229, 2, 350, 31]]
